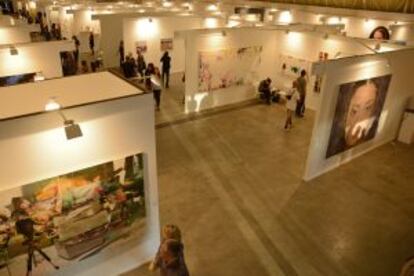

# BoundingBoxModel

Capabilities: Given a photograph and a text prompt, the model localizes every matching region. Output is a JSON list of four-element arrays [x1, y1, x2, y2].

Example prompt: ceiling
[[260, 0, 414, 13]]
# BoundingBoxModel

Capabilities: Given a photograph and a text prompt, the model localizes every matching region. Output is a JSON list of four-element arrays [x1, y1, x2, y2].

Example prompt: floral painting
[[0, 153, 146, 275], [198, 46, 263, 92]]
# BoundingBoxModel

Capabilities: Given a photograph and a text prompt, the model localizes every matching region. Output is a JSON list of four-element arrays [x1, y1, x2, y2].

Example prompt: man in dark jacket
[[258, 78, 273, 105], [160, 51, 171, 88]]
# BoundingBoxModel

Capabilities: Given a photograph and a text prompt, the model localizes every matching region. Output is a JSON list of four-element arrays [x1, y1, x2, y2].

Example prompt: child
[[149, 224, 189, 275], [285, 81, 301, 130]]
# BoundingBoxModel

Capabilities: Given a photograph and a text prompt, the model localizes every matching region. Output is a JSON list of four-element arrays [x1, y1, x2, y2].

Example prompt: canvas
[[0, 153, 146, 275], [136, 41, 148, 53], [280, 54, 312, 78], [160, 38, 173, 51], [198, 46, 263, 92], [326, 75, 392, 158]]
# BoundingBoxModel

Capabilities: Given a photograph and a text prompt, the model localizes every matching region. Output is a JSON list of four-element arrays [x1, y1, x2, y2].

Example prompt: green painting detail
[[0, 153, 146, 274]]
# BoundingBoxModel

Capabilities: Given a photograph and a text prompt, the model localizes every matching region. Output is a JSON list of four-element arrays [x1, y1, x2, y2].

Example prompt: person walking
[[285, 81, 301, 130], [89, 32, 95, 55], [145, 63, 162, 110], [118, 40, 125, 67], [160, 51, 171, 88], [295, 69, 307, 117]]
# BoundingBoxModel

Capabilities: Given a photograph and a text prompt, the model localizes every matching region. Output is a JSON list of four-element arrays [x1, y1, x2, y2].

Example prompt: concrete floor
[[122, 74, 414, 276]]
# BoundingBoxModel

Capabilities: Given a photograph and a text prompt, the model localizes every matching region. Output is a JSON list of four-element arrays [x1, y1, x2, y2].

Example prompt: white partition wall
[[182, 27, 397, 113], [304, 49, 414, 181], [0, 40, 74, 79], [0, 72, 160, 275], [0, 26, 32, 45]]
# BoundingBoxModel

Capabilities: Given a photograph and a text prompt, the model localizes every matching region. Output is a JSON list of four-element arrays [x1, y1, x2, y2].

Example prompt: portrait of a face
[[326, 75, 392, 158], [369, 26, 390, 40]]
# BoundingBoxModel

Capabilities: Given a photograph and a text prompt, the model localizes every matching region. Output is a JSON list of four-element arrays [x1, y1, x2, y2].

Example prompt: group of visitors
[[258, 69, 308, 130], [119, 40, 172, 110], [148, 224, 189, 276]]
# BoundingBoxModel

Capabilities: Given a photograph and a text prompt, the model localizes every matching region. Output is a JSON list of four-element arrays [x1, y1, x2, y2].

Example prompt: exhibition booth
[[180, 26, 405, 113], [0, 40, 75, 84], [94, 12, 225, 69], [0, 71, 160, 275]]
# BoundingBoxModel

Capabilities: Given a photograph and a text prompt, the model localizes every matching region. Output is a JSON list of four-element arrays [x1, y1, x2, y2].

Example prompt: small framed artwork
[[135, 41, 148, 53], [160, 38, 173, 51]]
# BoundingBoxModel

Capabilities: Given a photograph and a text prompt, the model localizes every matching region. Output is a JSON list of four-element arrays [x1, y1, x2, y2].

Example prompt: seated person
[[258, 78, 273, 105]]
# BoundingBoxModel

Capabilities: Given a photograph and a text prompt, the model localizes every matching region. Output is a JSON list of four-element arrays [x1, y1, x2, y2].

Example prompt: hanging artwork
[[198, 45, 263, 92], [313, 52, 329, 93], [326, 75, 392, 158], [135, 41, 148, 53], [160, 38, 173, 51], [280, 54, 312, 78], [0, 153, 146, 275]]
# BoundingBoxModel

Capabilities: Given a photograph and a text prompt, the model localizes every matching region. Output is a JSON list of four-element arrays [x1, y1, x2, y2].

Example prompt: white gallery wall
[[0, 40, 74, 79], [97, 12, 225, 69], [0, 88, 160, 274], [304, 49, 414, 180], [184, 28, 277, 113], [0, 26, 32, 45], [183, 27, 389, 113], [123, 16, 204, 73]]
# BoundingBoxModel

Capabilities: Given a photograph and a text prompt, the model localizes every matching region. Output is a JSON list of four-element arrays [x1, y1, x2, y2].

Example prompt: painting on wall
[[326, 75, 392, 158], [280, 54, 312, 78], [198, 46, 263, 92], [135, 40, 148, 53], [0, 153, 146, 275], [160, 38, 173, 51], [313, 52, 329, 93], [0, 73, 36, 87]]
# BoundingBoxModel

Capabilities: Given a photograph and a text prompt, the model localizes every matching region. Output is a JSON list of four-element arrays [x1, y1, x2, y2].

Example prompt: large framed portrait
[[326, 74, 392, 158]]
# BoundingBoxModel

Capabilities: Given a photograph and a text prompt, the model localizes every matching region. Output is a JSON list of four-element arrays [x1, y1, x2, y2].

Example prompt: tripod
[[25, 238, 59, 276], [14, 218, 59, 276]]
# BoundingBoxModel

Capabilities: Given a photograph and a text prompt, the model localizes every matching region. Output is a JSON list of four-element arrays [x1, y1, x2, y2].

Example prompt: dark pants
[[296, 94, 306, 116], [153, 89, 161, 107], [162, 69, 170, 88], [260, 89, 272, 104]]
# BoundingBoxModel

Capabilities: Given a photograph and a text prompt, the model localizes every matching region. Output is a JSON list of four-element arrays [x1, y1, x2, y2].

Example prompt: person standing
[[160, 51, 171, 88], [149, 224, 189, 276], [136, 50, 146, 80], [285, 81, 301, 130], [72, 35, 80, 65], [89, 32, 95, 55], [295, 69, 307, 117], [118, 40, 125, 67]]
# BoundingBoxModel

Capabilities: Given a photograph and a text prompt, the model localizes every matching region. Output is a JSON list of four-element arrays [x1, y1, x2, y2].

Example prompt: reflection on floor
[[123, 74, 414, 276]]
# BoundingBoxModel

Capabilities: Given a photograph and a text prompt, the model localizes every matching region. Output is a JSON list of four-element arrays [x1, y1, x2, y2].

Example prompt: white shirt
[[151, 75, 162, 91], [286, 88, 300, 111]]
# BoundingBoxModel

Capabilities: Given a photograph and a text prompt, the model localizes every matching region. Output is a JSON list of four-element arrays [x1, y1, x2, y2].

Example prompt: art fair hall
[[0, 0, 413, 275]]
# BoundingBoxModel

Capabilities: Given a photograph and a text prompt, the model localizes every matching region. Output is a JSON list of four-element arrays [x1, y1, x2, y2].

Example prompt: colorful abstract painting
[[198, 46, 263, 92]]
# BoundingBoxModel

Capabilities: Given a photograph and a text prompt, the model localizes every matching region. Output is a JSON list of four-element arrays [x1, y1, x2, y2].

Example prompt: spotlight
[[45, 97, 60, 111], [64, 120, 83, 140], [9, 46, 18, 56]]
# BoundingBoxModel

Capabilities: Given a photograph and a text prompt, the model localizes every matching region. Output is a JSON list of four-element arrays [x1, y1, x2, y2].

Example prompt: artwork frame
[[135, 41, 148, 53], [160, 38, 173, 51], [0, 153, 146, 275], [326, 74, 392, 158]]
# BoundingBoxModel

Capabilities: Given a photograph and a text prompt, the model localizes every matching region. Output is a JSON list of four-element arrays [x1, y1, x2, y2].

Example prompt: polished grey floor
[[124, 75, 414, 276]]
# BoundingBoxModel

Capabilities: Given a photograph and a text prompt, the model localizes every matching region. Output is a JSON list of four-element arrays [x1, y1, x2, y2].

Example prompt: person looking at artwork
[[258, 78, 273, 105], [136, 50, 146, 81], [149, 224, 189, 276], [118, 40, 125, 67], [145, 63, 162, 110], [72, 35, 80, 65], [295, 69, 307, 117], [89, 32, 95, 55], [284, 81, 301, 130], [325, 76, 390, 158], [160, 51, 171, 88], [369, 26, 390, 41]]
